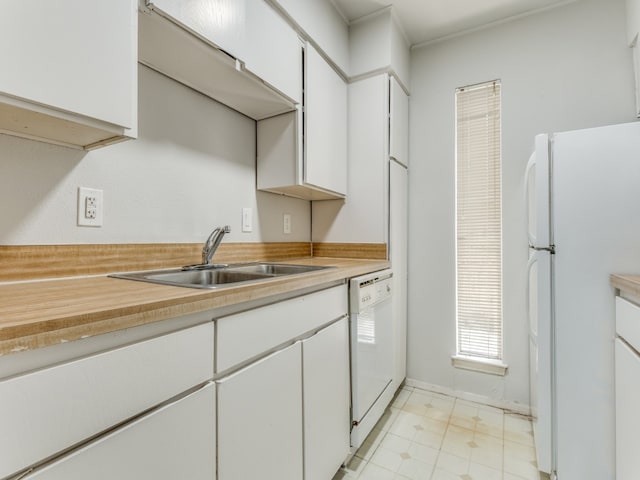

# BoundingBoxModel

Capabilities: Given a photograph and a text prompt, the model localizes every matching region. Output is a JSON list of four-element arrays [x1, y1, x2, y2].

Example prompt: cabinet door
[[147, 0, 245, 59], [22, 383, 215, 480], [0, 0, 135, 129], [389, 77, 409, 167], [217, 343, 303, 480], [0, 322, 214, 480], [389, 160, 408, 388], [244, 0, 302, 104], [615, 338, 640, 480], [302, 317, 350, 480], [305, 43, 347, 196]]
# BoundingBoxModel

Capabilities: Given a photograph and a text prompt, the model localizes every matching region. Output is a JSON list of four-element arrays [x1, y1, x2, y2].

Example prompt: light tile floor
[[333, 386, 539, 480]]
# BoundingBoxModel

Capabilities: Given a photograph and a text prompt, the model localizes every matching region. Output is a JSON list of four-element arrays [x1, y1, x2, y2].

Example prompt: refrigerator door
[[531, 133, 551, 248], [551, 121, 640, 478], [527, 248, 553, 475]]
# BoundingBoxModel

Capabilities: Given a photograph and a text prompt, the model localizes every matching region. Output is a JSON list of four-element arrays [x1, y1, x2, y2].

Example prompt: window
[[454, 80, 504, 368]]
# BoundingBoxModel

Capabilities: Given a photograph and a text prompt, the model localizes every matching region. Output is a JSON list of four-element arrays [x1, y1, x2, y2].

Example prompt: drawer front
[[22, 383, 215, 480], [616, 296, 640, 350], [0, 322, 214, 479], [216, 285, 347, 373]]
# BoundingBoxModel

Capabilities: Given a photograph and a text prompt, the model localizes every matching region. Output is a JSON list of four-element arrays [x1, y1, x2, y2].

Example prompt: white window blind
[[455, 80, 503, 361]]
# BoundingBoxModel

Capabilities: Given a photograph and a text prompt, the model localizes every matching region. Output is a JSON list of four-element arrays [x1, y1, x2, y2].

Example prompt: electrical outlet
[[78, 187, 103, 227], [283, 214, 291, 234]]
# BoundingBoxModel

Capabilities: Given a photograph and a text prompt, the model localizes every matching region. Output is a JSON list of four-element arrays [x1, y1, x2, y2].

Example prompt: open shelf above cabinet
[[138, 6, 297, 121]]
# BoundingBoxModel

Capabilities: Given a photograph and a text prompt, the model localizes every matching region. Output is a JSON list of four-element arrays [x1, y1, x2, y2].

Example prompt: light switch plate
[[242, 207, 253, 232], [283, 214, 291, 234]]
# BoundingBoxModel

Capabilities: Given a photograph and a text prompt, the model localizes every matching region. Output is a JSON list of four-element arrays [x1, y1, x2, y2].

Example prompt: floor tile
[[468, 461, 503, 480], [504, 414, 535, 447], [357, 426, 387, 461], [336, 386, 540, 480], [359, 463, 397, 480], [392, 388, 413, 408]]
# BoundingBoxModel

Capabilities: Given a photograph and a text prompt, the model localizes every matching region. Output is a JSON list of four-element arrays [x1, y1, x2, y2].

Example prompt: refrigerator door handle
[[525, 152, 537, 246], [530, 245, 556, 254]]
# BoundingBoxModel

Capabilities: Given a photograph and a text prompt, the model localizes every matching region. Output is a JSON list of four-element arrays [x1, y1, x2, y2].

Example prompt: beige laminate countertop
[[0, 257, 390, 356], [611, 274, 640, 297]]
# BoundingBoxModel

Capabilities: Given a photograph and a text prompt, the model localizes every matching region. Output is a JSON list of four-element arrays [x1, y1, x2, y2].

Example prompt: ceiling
[[331, 0, 574, 46]]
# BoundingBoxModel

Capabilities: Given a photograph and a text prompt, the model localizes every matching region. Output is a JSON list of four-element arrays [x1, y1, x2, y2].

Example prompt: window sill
[[451, 355, 508, 376]]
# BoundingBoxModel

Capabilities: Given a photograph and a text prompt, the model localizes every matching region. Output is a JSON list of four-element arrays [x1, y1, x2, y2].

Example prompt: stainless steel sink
[[110, 263, 332, 289], [228, 263, 330, 276]]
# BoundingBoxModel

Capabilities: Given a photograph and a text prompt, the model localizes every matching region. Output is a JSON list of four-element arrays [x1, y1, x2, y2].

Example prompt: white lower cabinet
[[22, 383, 215, 480], [217, 343, 304, 480], [4, 284, 352, 480], [615, 338, 640, 480], [0, 322, 214, 479], [215, 284, 350, 480], [615, 296, 640, 479], [302, 317, 350, 480]]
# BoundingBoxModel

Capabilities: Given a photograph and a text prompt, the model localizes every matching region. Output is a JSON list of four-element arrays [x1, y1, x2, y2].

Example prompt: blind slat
[[455, 80, 503, 361]]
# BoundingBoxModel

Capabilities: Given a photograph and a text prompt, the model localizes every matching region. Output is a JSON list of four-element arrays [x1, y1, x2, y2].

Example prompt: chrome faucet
[[202, 225, 230, 265]]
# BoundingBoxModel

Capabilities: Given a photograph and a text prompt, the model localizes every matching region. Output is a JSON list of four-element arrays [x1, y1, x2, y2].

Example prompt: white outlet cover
[[78, 187, 103, 227]]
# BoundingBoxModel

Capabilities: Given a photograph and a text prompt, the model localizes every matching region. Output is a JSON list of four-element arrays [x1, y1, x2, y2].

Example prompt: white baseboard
[[404, 377, 532, 416]]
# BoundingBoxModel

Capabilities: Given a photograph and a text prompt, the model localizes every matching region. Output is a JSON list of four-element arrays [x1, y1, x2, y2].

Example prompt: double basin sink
[[111, 262, 332, 289]]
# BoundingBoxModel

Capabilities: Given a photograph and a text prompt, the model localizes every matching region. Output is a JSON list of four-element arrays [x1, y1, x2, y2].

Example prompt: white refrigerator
[[526, 121, 640, 479]]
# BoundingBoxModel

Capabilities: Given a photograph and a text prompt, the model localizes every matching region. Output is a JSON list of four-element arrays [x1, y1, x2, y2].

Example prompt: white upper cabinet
[[389, 77, 409, 167], [143, 0, 245, 58], [141, 0, 300, 117], [0, 0, 137, 149], [270, 0, 349, 75], [349, 8, 410, 90], [305, 43, 348, 196], [257, 42, 347, 200], [242, 0, 302, 104]]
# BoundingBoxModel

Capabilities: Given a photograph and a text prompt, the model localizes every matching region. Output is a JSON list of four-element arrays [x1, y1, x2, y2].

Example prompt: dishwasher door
[[350, 270, 394, 449]]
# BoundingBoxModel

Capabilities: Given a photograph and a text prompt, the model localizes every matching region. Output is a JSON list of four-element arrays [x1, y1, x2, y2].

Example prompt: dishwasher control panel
[[350, 269, 393, 313]]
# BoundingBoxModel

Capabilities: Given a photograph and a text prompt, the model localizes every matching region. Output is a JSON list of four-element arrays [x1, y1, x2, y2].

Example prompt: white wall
[[0, 65, 310, 245], [408, 0, 636, 406]]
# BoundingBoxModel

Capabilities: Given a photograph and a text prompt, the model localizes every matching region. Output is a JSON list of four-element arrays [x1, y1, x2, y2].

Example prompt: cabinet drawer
[[0, 322, 214, 479], [216, 285, 347, 372], [616, 296, 640, 350], [22, 383, 215, 480]]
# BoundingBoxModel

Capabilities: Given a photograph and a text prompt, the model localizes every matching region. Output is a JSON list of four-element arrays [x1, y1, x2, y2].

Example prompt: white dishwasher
[[615, 296, 640, 480], [349, 269, 394, 450]]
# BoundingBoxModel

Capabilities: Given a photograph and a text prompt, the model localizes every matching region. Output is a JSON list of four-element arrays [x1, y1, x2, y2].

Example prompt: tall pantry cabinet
[[312, 73, 409, 388]]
